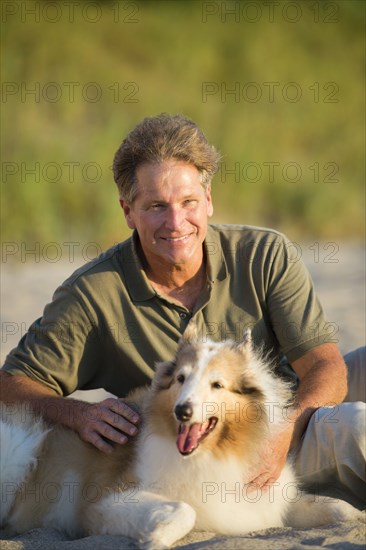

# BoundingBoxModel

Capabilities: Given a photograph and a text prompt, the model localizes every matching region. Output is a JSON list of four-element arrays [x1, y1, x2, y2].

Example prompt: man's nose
[[164, 206, 185, 230]]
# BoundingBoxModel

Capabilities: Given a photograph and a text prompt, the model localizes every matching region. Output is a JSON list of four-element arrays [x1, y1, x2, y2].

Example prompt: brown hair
[[113, 113, 220, 201]]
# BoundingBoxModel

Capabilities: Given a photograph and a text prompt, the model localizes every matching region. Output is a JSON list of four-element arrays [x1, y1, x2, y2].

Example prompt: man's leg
[[294, 347, 366, 509], [344, 346, 366, 402]]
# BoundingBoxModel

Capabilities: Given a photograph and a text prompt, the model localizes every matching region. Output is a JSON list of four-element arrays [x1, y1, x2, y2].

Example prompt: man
[[1, 113, 365, 508]]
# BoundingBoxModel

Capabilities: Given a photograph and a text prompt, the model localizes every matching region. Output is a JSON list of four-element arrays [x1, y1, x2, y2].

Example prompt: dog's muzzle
[[174, 401, 217, 456]]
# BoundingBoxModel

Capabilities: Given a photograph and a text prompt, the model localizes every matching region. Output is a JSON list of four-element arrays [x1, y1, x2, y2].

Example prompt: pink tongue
[[176, 423, 207, 454]]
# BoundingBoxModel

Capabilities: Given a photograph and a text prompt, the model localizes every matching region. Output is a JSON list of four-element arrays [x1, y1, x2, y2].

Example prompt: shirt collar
[[120, 231, 156, 302], [205, 224, 228, 284]]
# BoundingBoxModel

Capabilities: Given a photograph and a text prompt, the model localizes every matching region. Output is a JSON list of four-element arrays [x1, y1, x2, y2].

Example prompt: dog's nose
[[175, 402, 193, 422]]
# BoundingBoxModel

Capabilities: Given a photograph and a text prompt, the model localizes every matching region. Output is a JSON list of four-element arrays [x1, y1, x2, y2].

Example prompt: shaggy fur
[[0, 327, 363, 549]]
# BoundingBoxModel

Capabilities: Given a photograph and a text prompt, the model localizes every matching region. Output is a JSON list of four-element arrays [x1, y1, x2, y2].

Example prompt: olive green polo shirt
[[2, 225, 333, 397]]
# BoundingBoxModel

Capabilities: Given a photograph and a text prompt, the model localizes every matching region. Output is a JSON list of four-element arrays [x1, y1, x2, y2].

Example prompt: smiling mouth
[[176, 417, 218, 456], [161, 235, 191, 243]]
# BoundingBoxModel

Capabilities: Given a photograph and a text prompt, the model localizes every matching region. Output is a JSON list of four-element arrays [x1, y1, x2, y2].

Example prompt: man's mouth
[[176, 417, 218, 455], [161, 234, 192, 243]]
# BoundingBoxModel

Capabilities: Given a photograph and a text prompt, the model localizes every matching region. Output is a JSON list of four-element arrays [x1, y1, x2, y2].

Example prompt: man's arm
[[0, 371, 140, 453], [247, 342, 347, 489], [289, 341, 347, 443]]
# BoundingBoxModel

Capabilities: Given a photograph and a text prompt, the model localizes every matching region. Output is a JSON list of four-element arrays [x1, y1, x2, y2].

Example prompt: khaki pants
[[295, 347, 366, 509]]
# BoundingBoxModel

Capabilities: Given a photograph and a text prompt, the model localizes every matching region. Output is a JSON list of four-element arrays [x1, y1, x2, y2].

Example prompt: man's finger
[[246, 474, 271, 492], [109, 399, 140, 424], [87, 399, 139, 437], [83, 429, 117, 454], [97, 421, 130, 446], [247, 472, 280, 492], [102, 406, 139, 437], [103, 398, 140, 424]]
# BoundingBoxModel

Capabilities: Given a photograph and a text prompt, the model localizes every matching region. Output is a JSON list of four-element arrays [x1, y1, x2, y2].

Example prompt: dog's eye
[[177, 374, 185, 384], [241, 386, 257, 395], [163, 361, 176, 378], [212, 381, 223, 390]]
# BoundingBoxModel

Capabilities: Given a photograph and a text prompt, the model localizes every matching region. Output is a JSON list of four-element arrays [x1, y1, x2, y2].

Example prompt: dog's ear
[[235, 378, 263, 398], [236, 328, 252, 353], [152, 360, 177, 391], [179, 321, 199, 346], [242, 328, 252, 346]]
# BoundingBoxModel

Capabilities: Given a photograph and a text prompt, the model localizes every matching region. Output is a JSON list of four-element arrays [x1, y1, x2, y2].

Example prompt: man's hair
[[112, 113, 220, 201]]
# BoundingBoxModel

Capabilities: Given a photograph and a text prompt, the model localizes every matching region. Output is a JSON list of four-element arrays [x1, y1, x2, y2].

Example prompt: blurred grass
[[1, 0, 365, 249]]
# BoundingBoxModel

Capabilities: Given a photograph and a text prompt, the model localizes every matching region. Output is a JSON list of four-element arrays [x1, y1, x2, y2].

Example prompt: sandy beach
[[1, 241, 365, 549]]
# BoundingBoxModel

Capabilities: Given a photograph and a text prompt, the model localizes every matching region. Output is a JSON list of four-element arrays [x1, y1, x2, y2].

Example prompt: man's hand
[[246, 421, 294, 492], [72, 398, 140, 453], [246, 343, 348, 492]]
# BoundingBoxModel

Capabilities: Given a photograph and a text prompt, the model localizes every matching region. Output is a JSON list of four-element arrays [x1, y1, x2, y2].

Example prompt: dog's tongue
[[177, 422, 208, 455]]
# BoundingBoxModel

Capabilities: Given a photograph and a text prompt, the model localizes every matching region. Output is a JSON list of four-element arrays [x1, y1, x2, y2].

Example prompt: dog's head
[[150, 324, 293, 460]]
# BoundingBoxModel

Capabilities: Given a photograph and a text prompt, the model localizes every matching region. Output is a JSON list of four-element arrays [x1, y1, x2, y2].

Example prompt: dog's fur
[[0, 326, 363, 549]]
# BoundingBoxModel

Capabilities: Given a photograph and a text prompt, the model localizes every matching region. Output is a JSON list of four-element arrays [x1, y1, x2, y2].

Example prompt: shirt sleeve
[[265, 235, 335, 363], [1, 284, 101, 396]]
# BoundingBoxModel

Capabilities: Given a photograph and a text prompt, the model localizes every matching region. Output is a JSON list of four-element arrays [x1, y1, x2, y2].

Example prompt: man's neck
[[146, 257, 207, 311], [148, 261, 203, 288]]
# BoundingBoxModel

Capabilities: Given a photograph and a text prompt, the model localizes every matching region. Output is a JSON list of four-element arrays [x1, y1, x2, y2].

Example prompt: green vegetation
[[1, 0, 364, 249]]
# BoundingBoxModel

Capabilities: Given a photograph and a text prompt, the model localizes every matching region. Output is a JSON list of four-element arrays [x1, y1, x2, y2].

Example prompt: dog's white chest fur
[[136, 433, 293, 534]]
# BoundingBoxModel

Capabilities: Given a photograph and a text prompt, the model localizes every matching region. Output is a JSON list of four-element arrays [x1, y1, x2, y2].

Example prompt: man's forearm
[[0, 371, 86, 429], [289, 343, 348, 447], [0, 371, 140, 452]]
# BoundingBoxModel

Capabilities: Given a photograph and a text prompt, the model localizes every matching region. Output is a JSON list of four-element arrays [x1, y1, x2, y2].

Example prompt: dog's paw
[[326, 501, 365, 523], [138, 501, 196, 550], [287, 493, 365, 528]]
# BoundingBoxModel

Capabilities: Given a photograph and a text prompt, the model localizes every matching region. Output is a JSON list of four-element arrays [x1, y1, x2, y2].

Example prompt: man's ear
[[206, 184, 214, 218], [119, 198, 136, 229]]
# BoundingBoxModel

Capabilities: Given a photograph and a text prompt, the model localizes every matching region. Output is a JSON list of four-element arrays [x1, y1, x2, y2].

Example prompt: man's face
[[120, 160, 213, 269]]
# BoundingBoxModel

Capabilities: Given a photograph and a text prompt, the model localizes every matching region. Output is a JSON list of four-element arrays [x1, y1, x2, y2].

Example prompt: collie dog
[[0, 326, 362, 549]]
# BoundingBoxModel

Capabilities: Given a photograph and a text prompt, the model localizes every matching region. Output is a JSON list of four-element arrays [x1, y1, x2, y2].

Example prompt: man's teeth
[[164, 235, 189, 241]]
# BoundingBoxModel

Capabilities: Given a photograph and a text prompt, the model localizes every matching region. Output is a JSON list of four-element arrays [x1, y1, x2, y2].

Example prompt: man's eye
[[151, 204, 163, 210]]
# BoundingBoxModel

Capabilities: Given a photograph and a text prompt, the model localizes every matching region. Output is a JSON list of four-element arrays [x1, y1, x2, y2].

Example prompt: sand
[[1, 522, 365, 549], [1, 242, 365, 549]]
